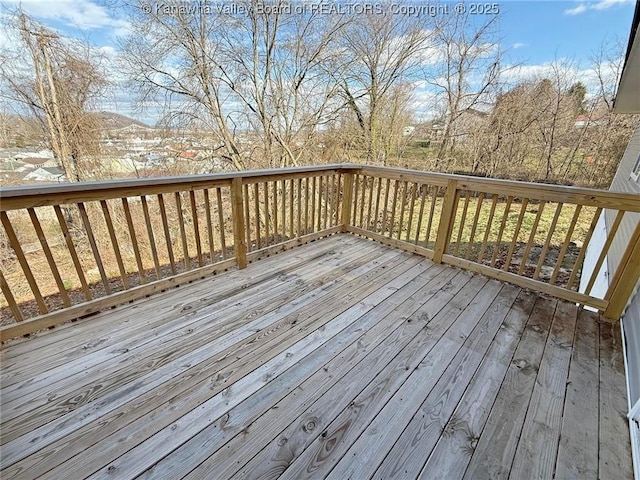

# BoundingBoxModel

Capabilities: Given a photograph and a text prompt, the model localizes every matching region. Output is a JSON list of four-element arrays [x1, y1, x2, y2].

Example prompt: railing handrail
[[4, 163, 639, 212], [0, 164, 347, 211], [344, 165, 640, 212]]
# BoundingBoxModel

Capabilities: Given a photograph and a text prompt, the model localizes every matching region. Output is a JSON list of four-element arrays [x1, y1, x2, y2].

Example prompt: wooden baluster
[[518, 201, 546, 276], [322, 175, 329, 230], [583, 210, 624, 296], [550, 204, 581, 285], [334, 174, 341, 227], [374, 177, 383, 233], [351, 174, 359, 225], [202, 190, 215, 265], [464, 192, 485, 260], [281, 179, 286, 240], [263, 182, 270, 245], [189, 191, 203, 267], [414, 184, 427, 244], [122, 198, 147, 282], [54, 205, 91, 300], [366, 176, 374, 230], [452, 190, 471, 256], [389, 180, 399, 238], [289, 178, 295, 238], [304, 177, 310, 234], [0, 211, 48, 313], [490, 196, 513, 267], [405, 183, 417, 242], [253, 183, 261, 250], [100, 200, 130, 289], [175, 192, 190, 270], [397, 181, 408, 240], [316, 176, 323, 231], [358, 176, 367, 228], [297, 178, 302, 237], [77, 203, 111, 295], [141, 196, 162, 278], [244, 184, 251, 251], [567, 207, 603, 290], [273, 180, 279, 242], [216, 188, 227, 260], [477, 194, 498, 264], [231, 177, 247, 269], [311, 176, 316, 233], [379, 178, 390, 236], [533, 202, 563, 280], [157, 194, 176, 274], [0, 269, 23, 321], [503, 198, 530, 272], [425, 185, 439, 248], [28, 208, 71, 307]]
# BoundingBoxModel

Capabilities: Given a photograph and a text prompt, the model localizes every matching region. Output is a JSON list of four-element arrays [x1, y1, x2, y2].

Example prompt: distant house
[[582, 3, 640, 476], [25, 166, 66, 182], [574, 114, 603, 128], [19, 157, 50, 169]]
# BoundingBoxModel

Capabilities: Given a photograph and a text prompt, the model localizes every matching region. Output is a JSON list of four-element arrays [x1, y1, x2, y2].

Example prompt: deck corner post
[[603, 221, 640, 320], [341, 171, 354, 232], [433, 179, 459, 264], [231, 176, 248, 269]]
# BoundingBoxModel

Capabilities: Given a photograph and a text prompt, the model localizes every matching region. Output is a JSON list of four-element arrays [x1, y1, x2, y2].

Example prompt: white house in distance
[[583, 2, 640, 476]]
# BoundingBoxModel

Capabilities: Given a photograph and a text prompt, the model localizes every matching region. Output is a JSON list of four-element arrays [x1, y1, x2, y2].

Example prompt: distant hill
[[96, 112, 152, 130]]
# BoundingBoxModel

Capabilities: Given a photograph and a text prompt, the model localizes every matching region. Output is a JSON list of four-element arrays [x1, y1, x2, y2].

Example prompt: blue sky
[[0, 0, 636, 123], [498, 1, 635, 64]]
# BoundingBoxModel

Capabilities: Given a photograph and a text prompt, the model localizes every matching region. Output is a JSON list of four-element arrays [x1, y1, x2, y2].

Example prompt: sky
[[0, 0, 637, 124]]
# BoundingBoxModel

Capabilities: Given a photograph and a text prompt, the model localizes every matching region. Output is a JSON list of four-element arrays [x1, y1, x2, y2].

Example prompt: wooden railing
[[1, 164, 639, 340]]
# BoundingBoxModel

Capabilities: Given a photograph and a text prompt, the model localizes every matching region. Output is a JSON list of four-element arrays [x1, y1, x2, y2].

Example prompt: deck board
[[0, 233, 632, 480]]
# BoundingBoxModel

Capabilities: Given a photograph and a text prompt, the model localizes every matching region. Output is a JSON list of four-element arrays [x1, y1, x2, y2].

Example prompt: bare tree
[[338, 8, 430, 164], [423, 12, 503, 167], [0, 11, 107, 180], [120, 0, 349, 169]]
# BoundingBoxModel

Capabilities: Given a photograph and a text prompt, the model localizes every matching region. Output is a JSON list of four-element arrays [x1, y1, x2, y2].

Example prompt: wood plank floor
[[0, 233, 632, 480]]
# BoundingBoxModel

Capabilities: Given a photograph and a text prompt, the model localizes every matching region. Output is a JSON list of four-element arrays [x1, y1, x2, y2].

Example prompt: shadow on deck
[[0, 233, 632, 479]]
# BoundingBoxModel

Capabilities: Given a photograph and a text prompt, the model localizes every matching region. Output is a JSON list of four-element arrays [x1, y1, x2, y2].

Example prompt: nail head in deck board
[[463, 297, 558, 480]]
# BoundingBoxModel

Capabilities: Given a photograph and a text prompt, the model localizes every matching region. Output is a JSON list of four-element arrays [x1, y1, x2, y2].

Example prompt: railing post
[[604, 221, 640, 319], [433, 179, 459, 264], [231, 176, 247, 269], [341, 171, 354, 232]]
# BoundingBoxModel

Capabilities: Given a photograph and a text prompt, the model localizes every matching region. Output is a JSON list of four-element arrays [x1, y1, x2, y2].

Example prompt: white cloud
[[512, 43, 527, 49], [565, 4, 588, 15], [592, 0, 634, 10], [564, 0, 633, 15], [2, 0, 128, 31]]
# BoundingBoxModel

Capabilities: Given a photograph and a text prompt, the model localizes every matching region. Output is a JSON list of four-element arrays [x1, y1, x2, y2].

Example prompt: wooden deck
[[0, 233, 632, 479]]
